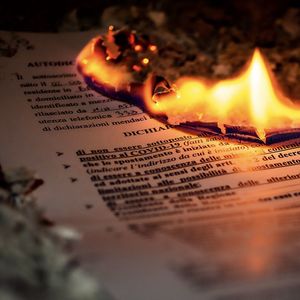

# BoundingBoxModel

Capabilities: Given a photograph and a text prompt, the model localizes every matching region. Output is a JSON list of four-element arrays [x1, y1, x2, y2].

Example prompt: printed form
[[1, 31, 300, 300]]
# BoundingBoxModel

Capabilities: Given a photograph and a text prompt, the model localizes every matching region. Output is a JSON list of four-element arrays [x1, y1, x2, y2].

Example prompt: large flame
[[78, 37, 300, 142], [144, 49, 300, 141]]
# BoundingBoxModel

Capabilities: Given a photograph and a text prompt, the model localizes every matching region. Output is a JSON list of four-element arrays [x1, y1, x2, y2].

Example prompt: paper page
[[1, 31, 300, 300]]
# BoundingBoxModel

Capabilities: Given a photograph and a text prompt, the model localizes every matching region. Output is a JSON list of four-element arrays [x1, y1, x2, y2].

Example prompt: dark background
[[1, 0, 299, 33], [1, 0, 299, 98]]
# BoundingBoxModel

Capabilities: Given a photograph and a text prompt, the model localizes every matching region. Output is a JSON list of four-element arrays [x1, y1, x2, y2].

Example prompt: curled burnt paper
[[77, 27, 300, 144]]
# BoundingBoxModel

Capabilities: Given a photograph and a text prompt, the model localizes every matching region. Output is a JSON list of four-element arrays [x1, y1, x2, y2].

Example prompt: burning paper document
[[77, 27, 300, 144]]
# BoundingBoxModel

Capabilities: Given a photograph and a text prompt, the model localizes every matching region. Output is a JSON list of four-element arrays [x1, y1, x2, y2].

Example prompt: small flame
[[77, 38, 133, 88], [144, 49, 300, 141]]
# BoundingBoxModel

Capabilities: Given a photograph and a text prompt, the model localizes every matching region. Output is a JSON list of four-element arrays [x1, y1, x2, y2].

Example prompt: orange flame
[[77, 38, 133, 88], [78, 37, 300, 142], [144, 49, 300, 141]]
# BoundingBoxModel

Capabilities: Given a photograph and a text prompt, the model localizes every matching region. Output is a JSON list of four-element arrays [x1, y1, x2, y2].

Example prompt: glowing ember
[[77, 29, 300, 143], [149, 45, 157, 52], [142, 58, 150, 65], [134, 44, 143, 52]]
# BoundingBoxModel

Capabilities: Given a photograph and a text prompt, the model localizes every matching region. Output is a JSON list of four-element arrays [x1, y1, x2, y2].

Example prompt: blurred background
[[0, 0, 299, 34], [1, 0, 299, 97]]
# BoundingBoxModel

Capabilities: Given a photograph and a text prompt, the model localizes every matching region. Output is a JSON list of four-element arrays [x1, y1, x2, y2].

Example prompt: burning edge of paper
[[77, 27, 300, 144]]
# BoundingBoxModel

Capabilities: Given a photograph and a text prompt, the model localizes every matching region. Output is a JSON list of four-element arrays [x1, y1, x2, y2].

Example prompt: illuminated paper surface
[[1, 31, 300, 300]]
